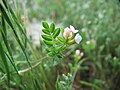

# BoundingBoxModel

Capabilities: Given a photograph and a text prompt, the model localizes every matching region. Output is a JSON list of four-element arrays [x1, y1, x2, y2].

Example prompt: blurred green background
[[0, 0, 120, 90]]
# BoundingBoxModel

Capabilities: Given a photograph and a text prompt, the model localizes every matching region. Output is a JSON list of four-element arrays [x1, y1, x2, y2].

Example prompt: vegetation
[[0, 0, 120, 90]]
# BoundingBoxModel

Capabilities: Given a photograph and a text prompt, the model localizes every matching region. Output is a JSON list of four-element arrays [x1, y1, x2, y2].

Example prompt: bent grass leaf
[[53, 28, 60, 38], [42, 35, 53, 41], [80, 81, 101, 90], [42, 22, 49, 29]]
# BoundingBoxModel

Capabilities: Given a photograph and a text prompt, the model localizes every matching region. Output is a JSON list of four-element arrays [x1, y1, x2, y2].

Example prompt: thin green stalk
[[1, 16, 14, 62], [5, 52, 26, 89]]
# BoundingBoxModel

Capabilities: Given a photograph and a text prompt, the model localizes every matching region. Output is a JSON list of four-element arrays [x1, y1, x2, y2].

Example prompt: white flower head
[[74, 33, 82, 44], [63, 25, 78, 38]]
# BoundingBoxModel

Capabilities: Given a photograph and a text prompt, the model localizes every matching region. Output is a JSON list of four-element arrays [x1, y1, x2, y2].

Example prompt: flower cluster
[[63, 25, 82, 44], [75, 50, 84, 57]]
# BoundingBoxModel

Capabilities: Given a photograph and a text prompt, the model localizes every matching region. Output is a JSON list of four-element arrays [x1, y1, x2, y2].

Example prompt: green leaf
[[55, 40, 61, 45], [50, 23, 55, 33], [46, 48, 51, 52], [42, 29, 50, 34], [57, 54, 63, 58], [53, 28, 60, 38], [43, 40, 53, 46], [61, 28, 64, 34], [58, 36, 65, 42], [48, 52, 55, 57], [42, 22, 49, 29], [41, 35, 53, 41], [58, 45, 66, 51]]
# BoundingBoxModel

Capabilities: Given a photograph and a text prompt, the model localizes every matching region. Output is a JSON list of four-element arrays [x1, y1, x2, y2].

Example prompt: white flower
[[63, 25, 78, 38], [74, 33, 82, 44]]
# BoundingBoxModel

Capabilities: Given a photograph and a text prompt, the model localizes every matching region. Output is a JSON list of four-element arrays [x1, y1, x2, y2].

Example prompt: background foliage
[[0, 0, 120, 90]]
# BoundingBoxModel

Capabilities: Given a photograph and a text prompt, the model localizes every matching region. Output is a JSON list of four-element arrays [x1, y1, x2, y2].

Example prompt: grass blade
[[0, 3, 32, 69], [0, 41, 10, 87]]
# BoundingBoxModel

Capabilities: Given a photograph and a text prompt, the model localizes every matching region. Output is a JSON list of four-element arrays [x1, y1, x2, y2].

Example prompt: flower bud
[[75, 50, 80, 55]]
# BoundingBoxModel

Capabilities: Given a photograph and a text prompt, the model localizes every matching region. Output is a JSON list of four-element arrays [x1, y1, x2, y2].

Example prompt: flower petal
[[74, 33, 82, 44], [73, 29, 78, 33], [70, 25, 75, 30], [64, 27, 69, 31], [70, 25, 78, 33]]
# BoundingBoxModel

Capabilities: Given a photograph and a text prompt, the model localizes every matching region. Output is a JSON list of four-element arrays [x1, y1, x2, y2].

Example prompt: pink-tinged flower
[[63, 27, 72, 38], [63, 25, 78, 38], [74, 33, 82, 44]]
